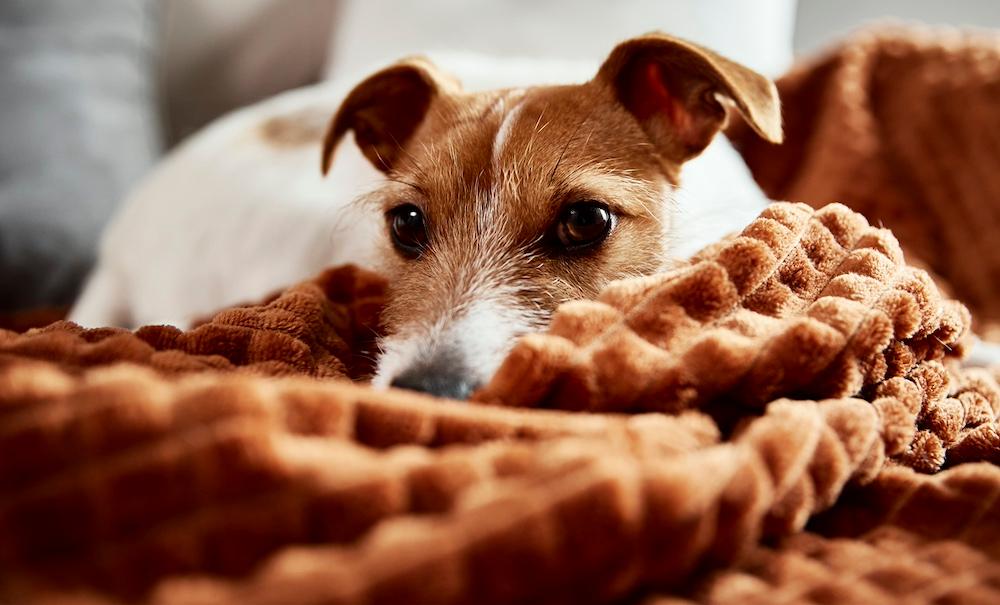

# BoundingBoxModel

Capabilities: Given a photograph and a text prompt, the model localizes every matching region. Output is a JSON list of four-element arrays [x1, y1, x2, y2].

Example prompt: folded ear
[[595, 33, 782, 164], [322, 57, 460, 175]]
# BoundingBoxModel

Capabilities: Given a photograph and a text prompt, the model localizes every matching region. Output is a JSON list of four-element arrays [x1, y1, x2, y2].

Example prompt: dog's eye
[[387, 204, 429, 257], [555, 201, 613, 250]]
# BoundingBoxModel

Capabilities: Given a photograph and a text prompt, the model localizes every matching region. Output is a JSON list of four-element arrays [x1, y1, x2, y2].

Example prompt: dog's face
[[323, 33, 781, 399]]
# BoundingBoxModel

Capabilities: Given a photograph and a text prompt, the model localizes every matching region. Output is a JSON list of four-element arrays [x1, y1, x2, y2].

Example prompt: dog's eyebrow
[[548, 120, 590, 184], [351, 179, 428, 213], [386, 176, 427, 197], [556, 170, 665, 219]]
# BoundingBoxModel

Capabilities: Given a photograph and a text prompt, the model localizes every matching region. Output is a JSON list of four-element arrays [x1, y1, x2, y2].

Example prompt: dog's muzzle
[[389, 347, 482, 400]]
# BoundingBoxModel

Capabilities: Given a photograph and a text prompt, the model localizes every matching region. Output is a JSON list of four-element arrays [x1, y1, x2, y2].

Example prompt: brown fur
[[258, 109, 329, 147]]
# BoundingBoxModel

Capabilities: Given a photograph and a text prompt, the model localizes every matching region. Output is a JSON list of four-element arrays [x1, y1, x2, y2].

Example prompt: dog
[[324, 33, 781, 398], [71, 33, 782, 399]]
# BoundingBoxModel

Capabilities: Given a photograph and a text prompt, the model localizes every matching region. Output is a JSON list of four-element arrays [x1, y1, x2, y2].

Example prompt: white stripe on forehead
[[491, 92, 526, 168]]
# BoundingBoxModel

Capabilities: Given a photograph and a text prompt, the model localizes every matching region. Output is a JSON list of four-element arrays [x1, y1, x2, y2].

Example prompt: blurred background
[[2, 0, 999, 316], [159, 0, 1000, 144]]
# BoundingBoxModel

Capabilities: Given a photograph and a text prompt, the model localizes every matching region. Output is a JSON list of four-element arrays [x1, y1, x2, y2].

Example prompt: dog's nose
[[389, 353, 481, 400]]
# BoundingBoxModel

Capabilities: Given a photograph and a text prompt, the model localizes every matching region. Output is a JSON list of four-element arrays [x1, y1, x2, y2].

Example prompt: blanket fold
[[2, 25, 1000, 605]]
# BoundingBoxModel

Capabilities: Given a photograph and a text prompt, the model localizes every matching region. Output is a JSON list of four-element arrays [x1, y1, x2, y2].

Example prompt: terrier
[[322, 33, 781, 398]]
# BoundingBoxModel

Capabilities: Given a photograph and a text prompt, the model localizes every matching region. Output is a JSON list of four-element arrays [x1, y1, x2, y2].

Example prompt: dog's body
[[72, 38, 781, 397], [70, 55, 598, 329]]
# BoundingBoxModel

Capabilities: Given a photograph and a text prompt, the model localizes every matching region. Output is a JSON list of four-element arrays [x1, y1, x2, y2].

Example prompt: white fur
[[491, 97, 524, 166], [373, 296, 540, 388], [670, 136, 770, 259], [71, 80, 384, 328]]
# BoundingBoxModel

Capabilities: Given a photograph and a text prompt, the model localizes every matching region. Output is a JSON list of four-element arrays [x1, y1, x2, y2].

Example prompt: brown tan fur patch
[[259, 108, 330, 147]]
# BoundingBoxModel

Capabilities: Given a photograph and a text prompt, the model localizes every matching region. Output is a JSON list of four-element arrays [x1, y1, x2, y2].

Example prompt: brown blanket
[[2, 26, 1000, 605], [729, 25, 1000, 339]]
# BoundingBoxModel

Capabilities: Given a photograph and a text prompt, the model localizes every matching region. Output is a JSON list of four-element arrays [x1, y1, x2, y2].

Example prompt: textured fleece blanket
[[2, 26, 1000, 605], [728, 25, 1000, 339]]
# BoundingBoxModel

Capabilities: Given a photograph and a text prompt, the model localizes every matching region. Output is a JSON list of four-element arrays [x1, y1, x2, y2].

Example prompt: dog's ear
[[322, 57, 459, 174], [595, 33, 782, 164]]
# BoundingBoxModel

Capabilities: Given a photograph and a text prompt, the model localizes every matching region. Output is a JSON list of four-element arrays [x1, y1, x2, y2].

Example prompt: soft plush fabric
[[1, 201, 998, 605], [728, 25, 1000, 339], [1, 25, 1000, 605], [0, 0, 160, 311]]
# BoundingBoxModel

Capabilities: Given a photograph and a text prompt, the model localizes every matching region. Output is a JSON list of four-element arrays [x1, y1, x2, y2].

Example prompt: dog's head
[[322, 33, 781, 399]]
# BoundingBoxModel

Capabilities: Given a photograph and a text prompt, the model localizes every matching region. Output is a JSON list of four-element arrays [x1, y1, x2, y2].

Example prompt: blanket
[[2, 26, 1000, 605], [728, 25, 1000, 339]]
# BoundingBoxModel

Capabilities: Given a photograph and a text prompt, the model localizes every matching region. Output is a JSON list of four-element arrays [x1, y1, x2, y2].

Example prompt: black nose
[[389, 352, 481, 400]]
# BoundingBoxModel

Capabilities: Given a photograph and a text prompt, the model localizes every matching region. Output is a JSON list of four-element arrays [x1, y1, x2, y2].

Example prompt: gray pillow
[[0, 0, 160, 311]]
